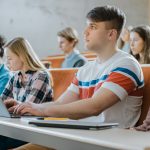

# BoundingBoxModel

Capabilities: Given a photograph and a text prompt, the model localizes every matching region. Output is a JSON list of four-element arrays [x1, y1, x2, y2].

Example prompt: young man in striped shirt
[[10, 5, 144, 150]]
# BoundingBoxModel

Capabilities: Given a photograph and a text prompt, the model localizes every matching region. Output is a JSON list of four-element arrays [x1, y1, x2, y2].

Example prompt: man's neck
[[96, 45, 118, 63]]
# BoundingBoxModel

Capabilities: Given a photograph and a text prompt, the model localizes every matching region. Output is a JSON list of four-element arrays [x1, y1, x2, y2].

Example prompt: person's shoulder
[[76, 60, 96, 75], [112, 50, 142, 77], [114, 50, 140, 66], [74, 50, 87, 60], [33, 70, 49, 80]]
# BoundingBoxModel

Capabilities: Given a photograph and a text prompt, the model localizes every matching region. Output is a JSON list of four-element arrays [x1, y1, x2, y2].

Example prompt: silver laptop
[[0, 98, 21, 118], [29, 120, 119, 130]]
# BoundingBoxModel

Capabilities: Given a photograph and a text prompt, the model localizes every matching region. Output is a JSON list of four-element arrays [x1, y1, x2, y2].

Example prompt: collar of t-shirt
[[96, 50, 122, 65]]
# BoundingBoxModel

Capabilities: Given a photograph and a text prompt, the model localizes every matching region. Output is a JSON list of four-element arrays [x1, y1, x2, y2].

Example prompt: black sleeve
[[73, 59, 86, 67]]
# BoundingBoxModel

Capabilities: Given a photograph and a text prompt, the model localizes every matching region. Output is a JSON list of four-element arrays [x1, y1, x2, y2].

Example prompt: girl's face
[[130, 32, 145, 55], [6, 48, 24, 71]]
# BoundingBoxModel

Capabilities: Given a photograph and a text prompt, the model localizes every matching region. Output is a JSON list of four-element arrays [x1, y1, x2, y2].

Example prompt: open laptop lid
[[0, 98, 39, 118], [29, 120, 119, 130], [0, 98, 12, 118]]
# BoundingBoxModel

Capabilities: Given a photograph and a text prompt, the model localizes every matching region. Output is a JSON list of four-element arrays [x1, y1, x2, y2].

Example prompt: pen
[[37, 117, 68, 121]]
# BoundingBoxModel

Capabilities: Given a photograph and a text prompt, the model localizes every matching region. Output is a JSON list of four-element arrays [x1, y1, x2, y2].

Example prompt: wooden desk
[[0, 117, 149, 150]]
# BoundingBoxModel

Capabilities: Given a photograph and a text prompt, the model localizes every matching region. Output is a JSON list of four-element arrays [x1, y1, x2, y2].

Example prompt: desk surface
[[0, 117, 150, 150]]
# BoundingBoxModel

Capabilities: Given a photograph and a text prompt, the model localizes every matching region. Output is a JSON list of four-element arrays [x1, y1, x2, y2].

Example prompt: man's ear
[[108, 29, 118, 41]]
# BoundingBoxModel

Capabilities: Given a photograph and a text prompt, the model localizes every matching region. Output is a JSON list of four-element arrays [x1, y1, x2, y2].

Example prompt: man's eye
[[91, 26, 96, 29]]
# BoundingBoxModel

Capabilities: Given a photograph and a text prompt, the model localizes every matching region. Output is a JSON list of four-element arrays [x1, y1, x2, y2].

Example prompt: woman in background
[[0, 35, 11, 95], [57, 27, 87, 68], [0, 37, 53, 149], [130, 25, 150, 64], [130, 25, 150, 131]]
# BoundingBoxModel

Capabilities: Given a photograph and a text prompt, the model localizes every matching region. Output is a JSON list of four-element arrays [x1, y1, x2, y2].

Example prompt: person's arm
[[14, 87, 119, 117], [0, 76, 10, 95], [1, 76, 14, 100], [43, 87, 119, 119], [134, 107, 150, 131], [14, 62, 143, 118], [13, 90, 79, 115]]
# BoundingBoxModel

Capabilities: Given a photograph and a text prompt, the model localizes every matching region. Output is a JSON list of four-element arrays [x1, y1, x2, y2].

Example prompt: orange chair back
[[44, 57, 65, 68], [49, 68, 78, 100], [136, 65, 150, 126]]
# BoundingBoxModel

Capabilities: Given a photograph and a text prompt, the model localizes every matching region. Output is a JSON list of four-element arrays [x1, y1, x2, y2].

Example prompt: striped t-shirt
[[68, 50, 144, 128]]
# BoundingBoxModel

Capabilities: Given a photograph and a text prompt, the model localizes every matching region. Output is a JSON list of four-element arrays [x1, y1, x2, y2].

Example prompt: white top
[[68, 50, 144, 128]]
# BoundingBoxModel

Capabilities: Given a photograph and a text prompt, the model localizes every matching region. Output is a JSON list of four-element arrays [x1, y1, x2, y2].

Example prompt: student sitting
[[0, 35, 11, 95], [130, 25, 150, 64], [130, 25, 150, 131], [0, 37, 53, 149], [57, 27, 87, 68], [11, 6, 144, 150]]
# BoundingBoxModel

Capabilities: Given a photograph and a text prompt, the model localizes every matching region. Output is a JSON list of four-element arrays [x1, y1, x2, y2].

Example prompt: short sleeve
[[67, 73, 79, 94], [101, 66, 144, 100]]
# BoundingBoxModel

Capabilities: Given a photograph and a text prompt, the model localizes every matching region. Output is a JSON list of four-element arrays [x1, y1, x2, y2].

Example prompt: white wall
[[149, 0, 150, 24], [0, 0, 149, 58]]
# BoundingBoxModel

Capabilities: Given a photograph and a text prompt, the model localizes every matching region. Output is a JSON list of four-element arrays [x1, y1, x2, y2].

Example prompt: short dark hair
[[86, 5, 126, 38], [0, 35, 6, 58]]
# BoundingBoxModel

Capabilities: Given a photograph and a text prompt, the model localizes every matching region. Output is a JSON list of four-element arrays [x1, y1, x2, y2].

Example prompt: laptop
[[0, 98, 20, 118], [29, 120, 119, 130], [0, 98, 34, 118]]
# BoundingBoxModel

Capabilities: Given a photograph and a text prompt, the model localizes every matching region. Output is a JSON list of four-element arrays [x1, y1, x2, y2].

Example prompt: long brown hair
[[130, 25, 150, 64]]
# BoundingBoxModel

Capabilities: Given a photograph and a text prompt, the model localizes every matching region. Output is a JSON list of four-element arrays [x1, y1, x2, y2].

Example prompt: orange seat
[[44, 56, 65, 68], [42, 52, 96, 68], [43, 56, 95, 68], [49, 68, 78, 100], [136, 65, 150, 126]]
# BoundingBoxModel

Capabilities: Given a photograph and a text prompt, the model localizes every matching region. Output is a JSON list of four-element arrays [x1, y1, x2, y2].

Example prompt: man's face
[[84, 20, 112, 52]]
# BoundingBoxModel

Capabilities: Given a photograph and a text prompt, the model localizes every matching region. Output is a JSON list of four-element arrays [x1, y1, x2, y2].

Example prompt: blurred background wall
[[0, 0, 149, 58]]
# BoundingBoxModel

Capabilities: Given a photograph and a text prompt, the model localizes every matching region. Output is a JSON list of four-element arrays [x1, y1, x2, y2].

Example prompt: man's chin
[[84, 44, 92, 51]]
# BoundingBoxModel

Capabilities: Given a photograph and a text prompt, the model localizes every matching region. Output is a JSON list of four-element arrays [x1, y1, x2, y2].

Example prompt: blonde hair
[[4, 37, 53, 86], [4, 37, 46, 71], [57, 27, 79, 47]]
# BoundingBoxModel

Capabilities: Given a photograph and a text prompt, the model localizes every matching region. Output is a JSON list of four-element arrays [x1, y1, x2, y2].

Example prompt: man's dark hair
[[0, 35, 6, 58], [86, 5, 126, 38]]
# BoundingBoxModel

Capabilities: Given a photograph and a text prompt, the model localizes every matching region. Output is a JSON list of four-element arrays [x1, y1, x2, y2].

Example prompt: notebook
[[29, 119, 119, 130]]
